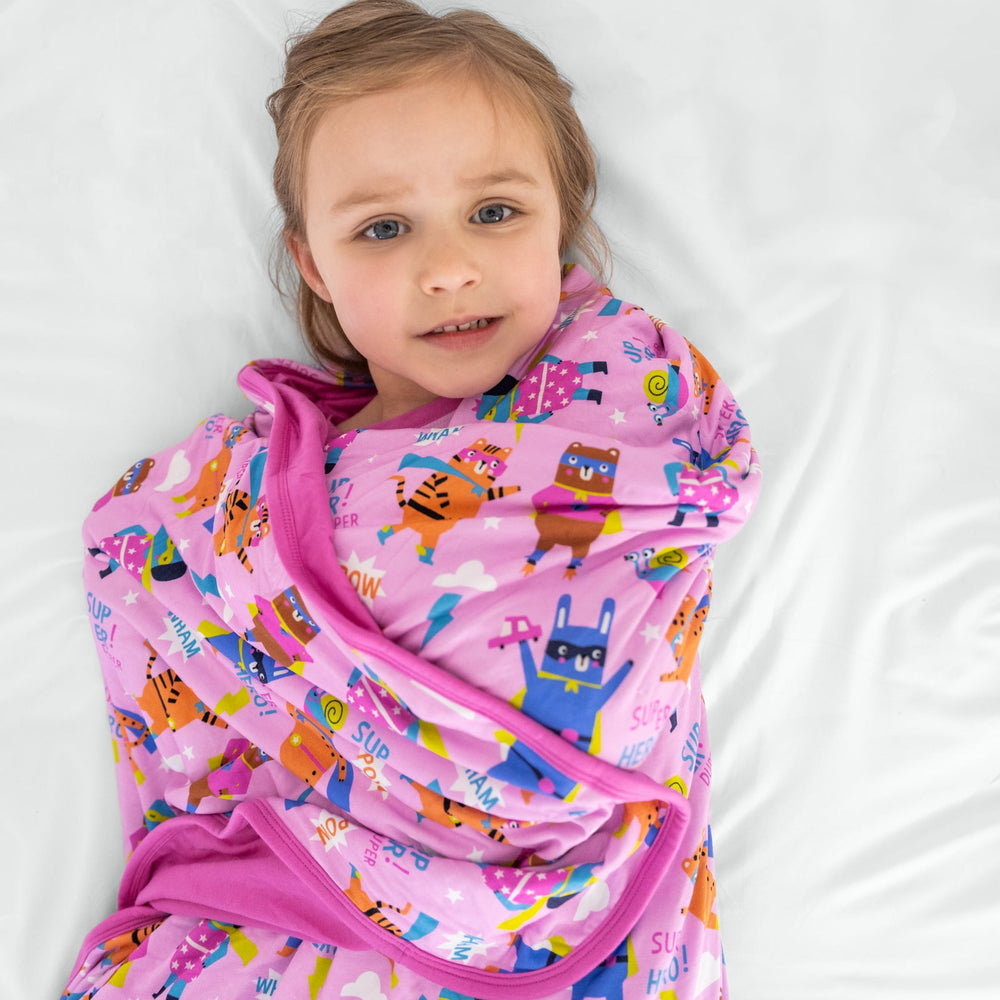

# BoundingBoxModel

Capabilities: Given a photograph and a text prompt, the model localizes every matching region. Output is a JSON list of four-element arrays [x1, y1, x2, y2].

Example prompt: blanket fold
[[71, 265, 759, 997]]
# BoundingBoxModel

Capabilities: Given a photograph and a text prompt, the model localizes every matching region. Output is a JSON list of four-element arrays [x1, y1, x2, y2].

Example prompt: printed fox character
[[660, 584, 711, 685], [681, 834, 719, 929]]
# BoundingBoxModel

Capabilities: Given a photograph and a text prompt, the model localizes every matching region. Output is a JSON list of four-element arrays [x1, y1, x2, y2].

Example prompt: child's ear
[[286, 232, 333, 303]]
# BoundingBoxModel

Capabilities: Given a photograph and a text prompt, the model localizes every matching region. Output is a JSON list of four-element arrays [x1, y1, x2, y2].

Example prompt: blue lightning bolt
[[422, 593, 462, 648]]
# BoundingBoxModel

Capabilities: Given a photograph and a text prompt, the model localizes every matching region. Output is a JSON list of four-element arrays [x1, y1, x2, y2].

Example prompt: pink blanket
[[67, 266, 759, 998]]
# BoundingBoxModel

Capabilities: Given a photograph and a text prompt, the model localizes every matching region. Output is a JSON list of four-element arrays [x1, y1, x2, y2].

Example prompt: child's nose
[[418, 234, 481, 295]]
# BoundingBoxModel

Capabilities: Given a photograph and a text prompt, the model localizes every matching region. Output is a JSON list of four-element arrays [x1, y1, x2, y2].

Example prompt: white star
[[483, 517, 501, 529], [177, 537, 190, 552], [467, 848, 485, 863], [582, 329, 598, 341], [640, 622, 662, 644], [446, 888, 463, 903], [123, 590, 138, 606], [611, 409, 627, 425]]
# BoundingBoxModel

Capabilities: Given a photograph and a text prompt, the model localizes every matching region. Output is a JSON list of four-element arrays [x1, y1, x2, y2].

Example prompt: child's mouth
[[428, 317, 493, 335]]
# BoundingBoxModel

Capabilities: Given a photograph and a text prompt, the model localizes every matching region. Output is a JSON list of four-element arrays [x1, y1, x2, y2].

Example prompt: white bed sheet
[[2, 1, 998, 996]]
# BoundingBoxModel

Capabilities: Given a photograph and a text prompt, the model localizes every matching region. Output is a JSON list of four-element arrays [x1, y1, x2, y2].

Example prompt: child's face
[[290, 76, 564, 421]]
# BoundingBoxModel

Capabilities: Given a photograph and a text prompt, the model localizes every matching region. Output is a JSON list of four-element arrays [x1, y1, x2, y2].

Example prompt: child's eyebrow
[[461, 170, 540, 190], [329, 170, 540, 214]]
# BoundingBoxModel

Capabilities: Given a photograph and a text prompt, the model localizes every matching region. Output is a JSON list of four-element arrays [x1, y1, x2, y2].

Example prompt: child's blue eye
[[474, 204, 513, 224], [363, 219, 403, 240]]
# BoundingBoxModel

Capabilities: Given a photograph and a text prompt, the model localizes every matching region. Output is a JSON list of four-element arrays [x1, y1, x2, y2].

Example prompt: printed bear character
[[249, 585, 320, 669], [524, 442, 619, 579], [92, 457, 156, 512]]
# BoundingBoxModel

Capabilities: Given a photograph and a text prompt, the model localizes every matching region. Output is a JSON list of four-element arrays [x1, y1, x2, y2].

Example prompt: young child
[[65, 2, 759, 997]]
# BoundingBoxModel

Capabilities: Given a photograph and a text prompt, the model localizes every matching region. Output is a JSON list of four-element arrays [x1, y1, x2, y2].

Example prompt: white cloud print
[[341, 971, 387, 1000], [433, 559, 497, 592]]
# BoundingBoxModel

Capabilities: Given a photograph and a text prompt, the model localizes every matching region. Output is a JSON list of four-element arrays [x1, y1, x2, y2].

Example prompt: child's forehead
[[305, 77, 553, 202], [316, 74, 541, 140]]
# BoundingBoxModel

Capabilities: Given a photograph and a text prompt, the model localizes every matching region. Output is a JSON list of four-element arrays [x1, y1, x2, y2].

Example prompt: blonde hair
[[267, 0, 608, 373]]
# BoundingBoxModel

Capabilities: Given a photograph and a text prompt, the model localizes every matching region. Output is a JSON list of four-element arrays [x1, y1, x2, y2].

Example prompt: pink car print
[[488, 615, 542, 649]]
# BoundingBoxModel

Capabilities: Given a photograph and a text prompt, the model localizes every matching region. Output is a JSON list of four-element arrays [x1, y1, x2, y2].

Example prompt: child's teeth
[[435, 319, 488, 333]]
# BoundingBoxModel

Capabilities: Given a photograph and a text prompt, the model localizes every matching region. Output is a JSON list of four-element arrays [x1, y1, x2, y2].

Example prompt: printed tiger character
[[136, 641, 228, 736], [405, 775, 529, 844], [377, 438, 519, 565], [173, 422, 249, 517], [681, 831, 720, 929], [524, 442, 619, 579], [344, 867, 429, 940], [660, 584, 712, 686], [100, 920, 161, 966], [213, 488, 269, 572]]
